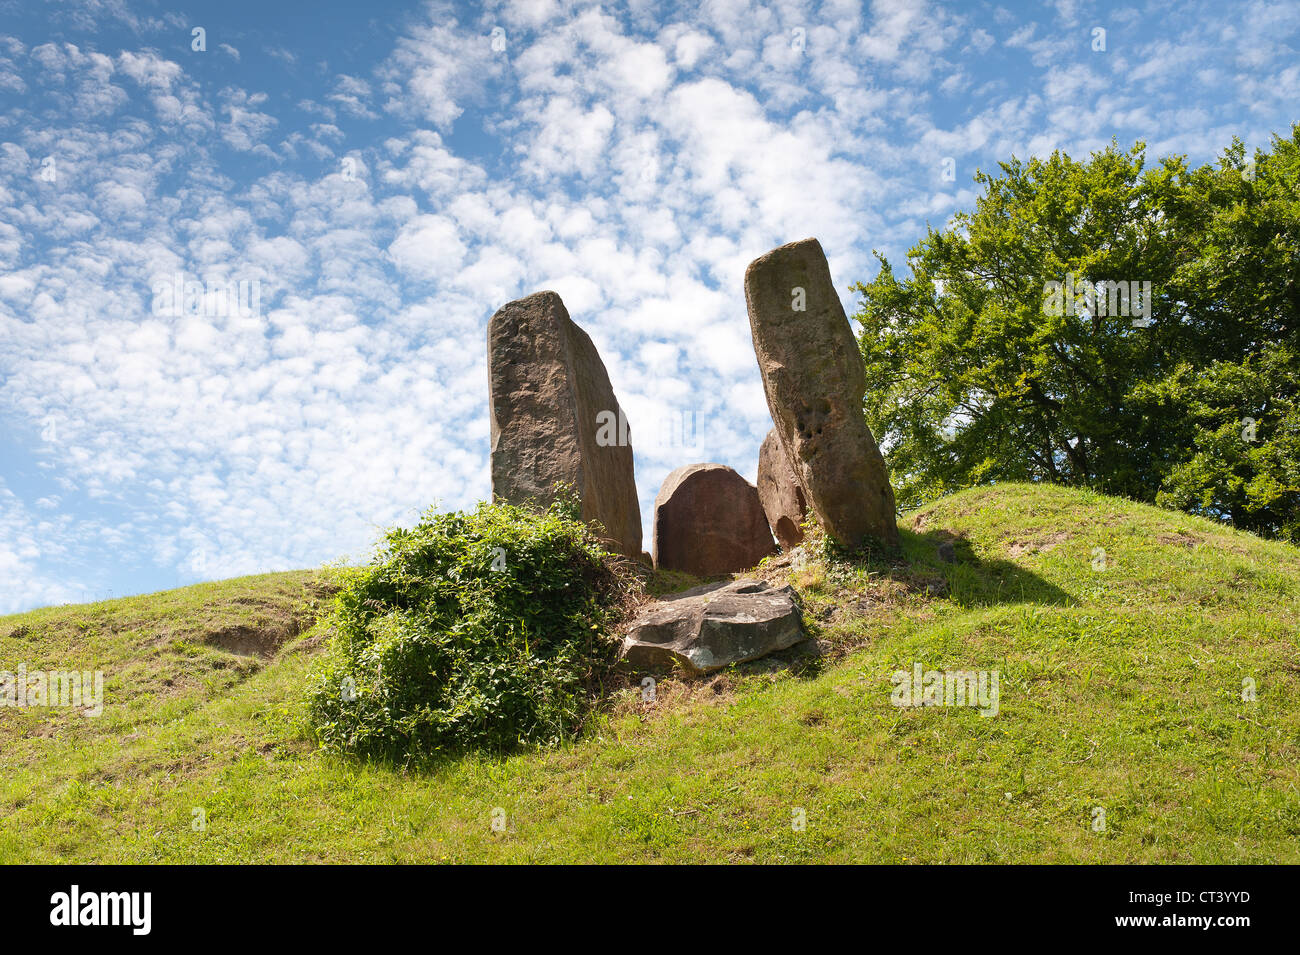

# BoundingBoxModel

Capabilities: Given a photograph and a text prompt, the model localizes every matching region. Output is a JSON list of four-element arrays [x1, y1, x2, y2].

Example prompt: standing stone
[[488, 290, 642, 557], [756, 428, 807, 549], [651, 463, 775, 575], [744, 238, 900, 549]]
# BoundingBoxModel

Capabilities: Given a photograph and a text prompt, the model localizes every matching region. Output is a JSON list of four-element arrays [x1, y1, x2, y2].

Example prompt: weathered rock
[[651, 463, 775, 575], [756, 428, 807, 549], [744, 238, 901, 549], [621, 579, 805, 674], [487, 290, 642, 557]]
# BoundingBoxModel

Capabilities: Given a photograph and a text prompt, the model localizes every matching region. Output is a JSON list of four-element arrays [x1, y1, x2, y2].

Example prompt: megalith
[[487, 290, 642, 557], [744, 238, 900, 550], [621, 579, 805, 675], [651, 463, 776, 575], [756, 428, 808, 550]]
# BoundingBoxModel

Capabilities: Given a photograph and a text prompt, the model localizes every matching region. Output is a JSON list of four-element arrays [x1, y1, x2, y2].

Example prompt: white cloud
[[387, 214, 468, 281], [220, 88, 277, 151]]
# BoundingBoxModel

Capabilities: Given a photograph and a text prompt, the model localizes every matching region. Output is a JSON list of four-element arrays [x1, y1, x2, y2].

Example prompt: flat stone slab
[[621, 578, 805, 675]]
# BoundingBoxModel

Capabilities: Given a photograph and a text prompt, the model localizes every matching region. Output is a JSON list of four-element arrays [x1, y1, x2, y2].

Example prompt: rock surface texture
[[487, 290, 642, 557], [651, 463, 775, 575], [621, 579, 805, 674], [743, 238, 901, 550], [756, 428, 808, 549]]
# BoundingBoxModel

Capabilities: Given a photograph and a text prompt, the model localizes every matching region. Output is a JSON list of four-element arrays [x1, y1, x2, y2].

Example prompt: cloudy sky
[[1, 0, 1297, 613]]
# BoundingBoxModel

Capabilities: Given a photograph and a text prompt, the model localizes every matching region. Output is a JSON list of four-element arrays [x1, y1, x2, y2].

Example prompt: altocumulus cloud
[[0, 0, 1297, 612]]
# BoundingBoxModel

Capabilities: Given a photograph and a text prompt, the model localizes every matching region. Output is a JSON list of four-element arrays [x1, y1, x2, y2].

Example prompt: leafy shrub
[[305, 495, 627, 760]]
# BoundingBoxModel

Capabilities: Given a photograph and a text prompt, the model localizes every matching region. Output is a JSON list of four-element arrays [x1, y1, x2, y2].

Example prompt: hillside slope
[[1, 484, 1297, 863]]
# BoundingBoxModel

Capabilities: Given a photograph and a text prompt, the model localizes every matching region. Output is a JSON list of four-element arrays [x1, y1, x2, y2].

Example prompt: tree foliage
[[853, 126, 1300, 541]]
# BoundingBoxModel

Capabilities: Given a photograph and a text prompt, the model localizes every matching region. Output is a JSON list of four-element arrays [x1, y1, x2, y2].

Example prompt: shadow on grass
[[848, 527, 1074, 608], [743, 526, 1078, 683]]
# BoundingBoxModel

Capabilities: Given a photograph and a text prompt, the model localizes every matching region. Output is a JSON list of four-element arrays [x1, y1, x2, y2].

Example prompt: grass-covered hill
[[2, 483, 1297, 863]]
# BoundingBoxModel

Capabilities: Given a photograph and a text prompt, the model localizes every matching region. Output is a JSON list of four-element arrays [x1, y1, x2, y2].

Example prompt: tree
[[852, 126, 1300, 541]]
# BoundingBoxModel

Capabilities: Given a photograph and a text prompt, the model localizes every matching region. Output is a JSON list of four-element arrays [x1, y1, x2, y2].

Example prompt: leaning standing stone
[[651, 463, 775, 575], [756, 427, 807, 550], [487, 290, 643, 558], [744, 238, 900, 550]]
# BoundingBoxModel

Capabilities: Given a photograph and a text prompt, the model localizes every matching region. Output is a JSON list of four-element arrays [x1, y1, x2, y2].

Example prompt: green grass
[[2, 483, 1298, 863]]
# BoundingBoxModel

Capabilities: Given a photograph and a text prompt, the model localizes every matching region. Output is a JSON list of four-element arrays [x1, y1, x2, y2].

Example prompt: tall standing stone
[[651, 463, 775, 575], [487, 290, 642, 557], [744, 238, 900, 550], [756, 428, 807, 550]]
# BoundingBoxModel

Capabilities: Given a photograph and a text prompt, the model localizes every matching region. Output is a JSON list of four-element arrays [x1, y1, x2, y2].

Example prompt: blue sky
[[1, 0, 1297, 613]]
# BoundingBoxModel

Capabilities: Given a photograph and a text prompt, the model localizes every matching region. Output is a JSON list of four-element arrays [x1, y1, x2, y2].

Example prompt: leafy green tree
[[852, 126, 1299, 540]]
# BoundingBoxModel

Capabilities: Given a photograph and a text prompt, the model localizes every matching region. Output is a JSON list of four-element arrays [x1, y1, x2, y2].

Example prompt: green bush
[[304, 495, 627, 760]]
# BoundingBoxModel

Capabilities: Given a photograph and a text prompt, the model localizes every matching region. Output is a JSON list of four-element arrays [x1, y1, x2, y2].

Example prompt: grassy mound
[[1, 483, 1296, 863]]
